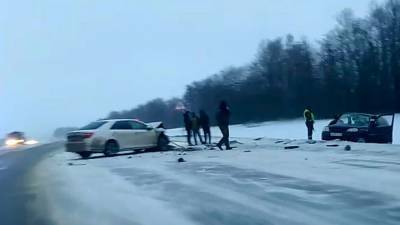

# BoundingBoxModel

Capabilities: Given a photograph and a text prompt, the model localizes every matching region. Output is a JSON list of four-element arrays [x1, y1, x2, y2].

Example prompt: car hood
[[147, 122, 166, 132], [147, 122, 163, 128]]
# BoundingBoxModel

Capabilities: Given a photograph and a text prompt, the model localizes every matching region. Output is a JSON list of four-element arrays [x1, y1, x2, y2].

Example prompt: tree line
[[107, 0, 400, 128]]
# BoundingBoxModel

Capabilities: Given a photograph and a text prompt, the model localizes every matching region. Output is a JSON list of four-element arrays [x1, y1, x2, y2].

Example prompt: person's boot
[[216, 144, 223, 150]]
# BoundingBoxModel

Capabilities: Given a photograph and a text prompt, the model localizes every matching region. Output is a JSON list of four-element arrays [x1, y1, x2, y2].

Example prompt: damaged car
[[322, 113, 395, 143], [65, 119, 169, 158]]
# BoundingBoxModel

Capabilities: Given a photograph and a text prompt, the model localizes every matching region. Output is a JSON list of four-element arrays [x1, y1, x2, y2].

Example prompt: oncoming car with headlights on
[[322, 113, 395, 143], [65, 119, 170, 158], [5, 132, 26, 147], [4, 131, 38, 147]]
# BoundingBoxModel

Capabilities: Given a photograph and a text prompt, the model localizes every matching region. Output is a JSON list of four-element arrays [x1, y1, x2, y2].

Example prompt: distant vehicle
[[65, 119, 170, 158], [5, 131, 27, 146], [322, 113, 395, 143]]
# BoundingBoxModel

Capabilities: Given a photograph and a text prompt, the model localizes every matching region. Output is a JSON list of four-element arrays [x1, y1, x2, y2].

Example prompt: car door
[[110, 121, 136, 149], [369, 114, 395, 143], [129, 121, 157, 147]]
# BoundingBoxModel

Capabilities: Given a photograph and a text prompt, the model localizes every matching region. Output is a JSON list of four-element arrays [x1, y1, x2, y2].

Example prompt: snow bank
[[168, 114, 400, 144]]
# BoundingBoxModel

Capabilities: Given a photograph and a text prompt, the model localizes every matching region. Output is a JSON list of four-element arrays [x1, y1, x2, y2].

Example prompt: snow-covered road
[[34, 137, 400, 225]]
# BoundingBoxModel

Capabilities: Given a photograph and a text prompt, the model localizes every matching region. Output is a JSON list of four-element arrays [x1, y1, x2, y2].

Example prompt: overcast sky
[[0, 0, 384, 139]]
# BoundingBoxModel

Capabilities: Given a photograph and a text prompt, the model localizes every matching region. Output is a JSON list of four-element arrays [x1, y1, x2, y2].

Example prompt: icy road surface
[[34, 138, 400, 225]]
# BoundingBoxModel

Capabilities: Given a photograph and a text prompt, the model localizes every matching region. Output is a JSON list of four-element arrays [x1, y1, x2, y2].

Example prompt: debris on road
[[67, 162, 86, 166], [327, 144, 339, 147], [177, 158, 186, 163], [284, 146, 300, 150]]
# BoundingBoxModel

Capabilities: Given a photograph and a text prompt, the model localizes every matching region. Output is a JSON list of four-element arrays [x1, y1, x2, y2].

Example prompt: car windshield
[[80, 121, 107, 130], [337, 114, 371, 127]]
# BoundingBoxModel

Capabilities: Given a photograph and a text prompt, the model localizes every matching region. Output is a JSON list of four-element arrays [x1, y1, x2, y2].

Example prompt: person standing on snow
[[191, 112, 203, 145], [304, 106, 315, 140], [216, 101, 232, 150], [199, 110, 211, 144], [183, 111, 193, 146]]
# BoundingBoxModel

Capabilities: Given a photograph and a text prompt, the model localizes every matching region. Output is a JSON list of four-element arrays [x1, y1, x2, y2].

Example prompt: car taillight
[[82, 132, 94, 139]]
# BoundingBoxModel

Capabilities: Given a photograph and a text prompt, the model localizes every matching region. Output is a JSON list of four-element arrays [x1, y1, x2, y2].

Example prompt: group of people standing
[[183, 101, 232, 150], [183, 110, 211, 146], [183, 102, 316, 150]]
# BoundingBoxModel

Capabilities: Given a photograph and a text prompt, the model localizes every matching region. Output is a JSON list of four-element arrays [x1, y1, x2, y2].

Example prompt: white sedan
[[65, 119, 169, 158]]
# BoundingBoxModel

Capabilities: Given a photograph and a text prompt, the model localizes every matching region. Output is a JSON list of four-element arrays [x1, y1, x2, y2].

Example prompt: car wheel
[[78, 152, 92, 159], [157, 134, 170, 151], [104, 141, 119, 157], [357, 138, 366, 143]]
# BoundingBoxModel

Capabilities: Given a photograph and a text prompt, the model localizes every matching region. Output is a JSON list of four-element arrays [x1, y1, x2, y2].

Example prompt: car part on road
[[284, 146, 299, 149], [177, 157, 185, 163], [326, 144, 340, 147]]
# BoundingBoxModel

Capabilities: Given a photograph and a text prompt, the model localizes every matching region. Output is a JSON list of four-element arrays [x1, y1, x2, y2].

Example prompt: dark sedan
[[322, 113, 395, 143]]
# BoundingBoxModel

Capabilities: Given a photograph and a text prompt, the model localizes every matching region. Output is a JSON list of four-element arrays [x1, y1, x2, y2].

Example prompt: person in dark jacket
[[183, 111, 193, 146], [216, 101, 232, 150], [303, 106, 315, 140], [191, 112, 203, 145], [199, 110, 211, 144]]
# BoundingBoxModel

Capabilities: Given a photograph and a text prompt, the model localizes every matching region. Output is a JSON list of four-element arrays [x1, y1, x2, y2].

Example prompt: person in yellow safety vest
[[304, 106, 315, 140]]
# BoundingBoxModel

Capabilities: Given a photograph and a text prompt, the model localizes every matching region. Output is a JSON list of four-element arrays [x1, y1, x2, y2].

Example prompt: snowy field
[[168, 114, 400, 144], [31, 118, 400, 225]]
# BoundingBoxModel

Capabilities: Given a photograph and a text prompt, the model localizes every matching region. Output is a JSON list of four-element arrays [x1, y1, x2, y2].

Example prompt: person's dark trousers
[[186, 128, 192, 145], [306, 121, 314, 140], [203, 127, 211, 144], [217, 125, 230, 149], [193, 129, 203, 145]]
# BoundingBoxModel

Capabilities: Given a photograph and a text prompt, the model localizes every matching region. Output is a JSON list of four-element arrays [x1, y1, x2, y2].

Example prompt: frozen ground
[[168, 118, 331, 141], [169, 114, 400, 144], [33, 121, 400, 225]]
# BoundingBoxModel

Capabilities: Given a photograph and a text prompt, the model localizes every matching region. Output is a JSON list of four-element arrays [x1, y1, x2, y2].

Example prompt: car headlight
[[323, 126, 330, 132], [5, 139, 19, 146], [25, 140, 38, 145], [347, 128, 359, 132]]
